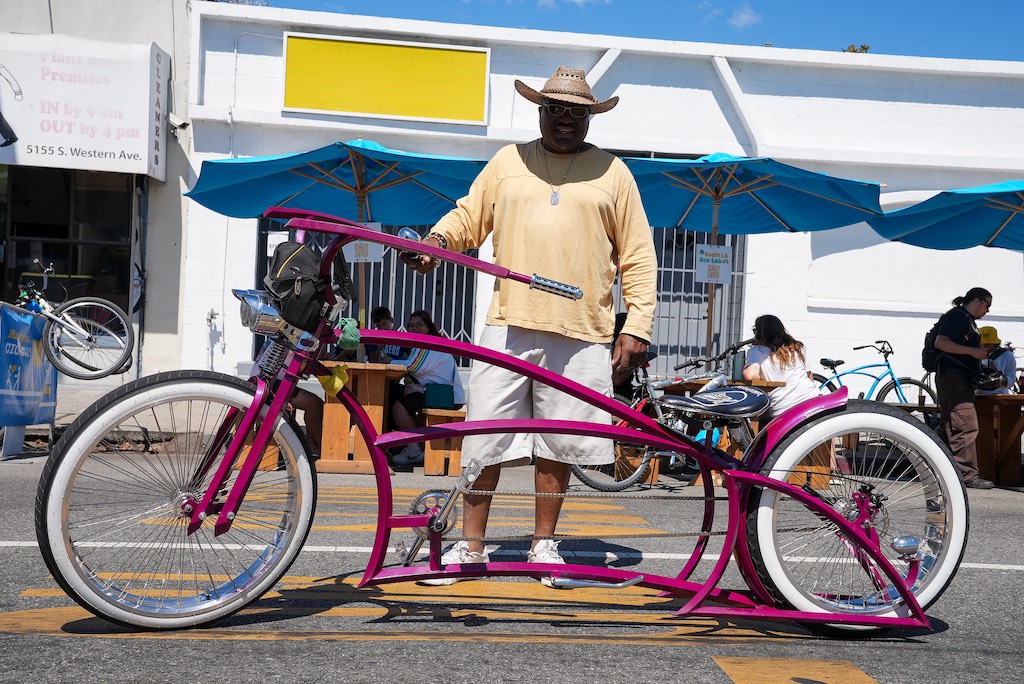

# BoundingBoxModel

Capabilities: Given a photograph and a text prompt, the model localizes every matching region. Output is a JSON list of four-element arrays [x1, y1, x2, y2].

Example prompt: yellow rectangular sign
[[283, 33, 489, 124]]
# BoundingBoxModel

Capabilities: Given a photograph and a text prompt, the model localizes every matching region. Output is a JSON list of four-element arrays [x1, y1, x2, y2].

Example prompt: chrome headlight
[[232, 289, 285, 334]]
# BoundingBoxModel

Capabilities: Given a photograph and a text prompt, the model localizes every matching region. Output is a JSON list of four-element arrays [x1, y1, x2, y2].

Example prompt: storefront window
[[1, 166, 133, 313]]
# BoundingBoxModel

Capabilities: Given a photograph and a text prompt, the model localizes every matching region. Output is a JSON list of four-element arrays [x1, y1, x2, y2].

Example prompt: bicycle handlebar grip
[[853, 345, 869, 350], [529, 274, 583, 300]]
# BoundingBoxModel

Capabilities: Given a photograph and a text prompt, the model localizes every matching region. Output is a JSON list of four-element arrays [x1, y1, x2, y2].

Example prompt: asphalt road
[[1, 449, 1022, 684]]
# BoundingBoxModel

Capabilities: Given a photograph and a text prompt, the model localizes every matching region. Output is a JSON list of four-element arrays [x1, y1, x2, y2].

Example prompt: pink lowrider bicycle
[[35, 209, 968, 635]]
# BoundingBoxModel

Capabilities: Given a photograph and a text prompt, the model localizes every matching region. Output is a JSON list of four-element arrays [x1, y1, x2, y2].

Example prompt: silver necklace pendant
[[550, 189, 560, 205]]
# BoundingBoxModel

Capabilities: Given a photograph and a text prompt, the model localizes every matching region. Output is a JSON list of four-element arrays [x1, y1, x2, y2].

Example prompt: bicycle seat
[[657, 386, 770, 419], [820, 358, 844, 370]]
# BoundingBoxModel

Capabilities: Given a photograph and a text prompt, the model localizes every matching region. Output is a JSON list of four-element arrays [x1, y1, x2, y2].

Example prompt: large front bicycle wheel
[[745, 400, 968, 633], [571, 394, 653, 491], [876, 378, 938, 406], [35, 371, 316, 629], [43, 297, 134, 380]]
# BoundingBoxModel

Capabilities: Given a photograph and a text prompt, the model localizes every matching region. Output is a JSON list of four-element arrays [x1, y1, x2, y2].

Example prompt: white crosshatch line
[[3, 541, 1020, 570]]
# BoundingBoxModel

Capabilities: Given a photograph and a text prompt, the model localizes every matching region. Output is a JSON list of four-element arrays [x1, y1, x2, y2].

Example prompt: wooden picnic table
[[319, 361, 407, 474], [975, 394, 1024, 487]]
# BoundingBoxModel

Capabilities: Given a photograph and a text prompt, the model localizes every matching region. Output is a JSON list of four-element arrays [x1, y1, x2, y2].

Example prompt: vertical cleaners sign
[[0, 33, 168, 180]]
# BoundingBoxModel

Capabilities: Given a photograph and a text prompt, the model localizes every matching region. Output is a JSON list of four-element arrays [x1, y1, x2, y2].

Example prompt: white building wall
[[185, 2, 1024, 386]]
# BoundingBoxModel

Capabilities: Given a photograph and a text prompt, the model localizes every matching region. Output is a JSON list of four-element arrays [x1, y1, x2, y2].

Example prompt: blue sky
[[264, 0, 1024, 63]]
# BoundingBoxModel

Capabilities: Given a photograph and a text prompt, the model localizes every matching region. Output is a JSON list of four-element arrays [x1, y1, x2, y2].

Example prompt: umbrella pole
[[704, 198, 721, 361], [356, 195, 367, 354]]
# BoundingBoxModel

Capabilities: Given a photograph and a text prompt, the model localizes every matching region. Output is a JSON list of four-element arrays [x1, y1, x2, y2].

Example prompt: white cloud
[[536, 0, 612, 8], [693, 1, 723, 23], [728, 4, 760, 29]]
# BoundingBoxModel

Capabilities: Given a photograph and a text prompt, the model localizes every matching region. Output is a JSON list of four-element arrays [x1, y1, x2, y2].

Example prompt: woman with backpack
[[932, 287, 995, 489]]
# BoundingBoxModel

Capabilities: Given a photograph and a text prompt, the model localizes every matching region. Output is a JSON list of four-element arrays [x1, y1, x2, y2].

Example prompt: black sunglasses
[[542, 103, 590, 119]]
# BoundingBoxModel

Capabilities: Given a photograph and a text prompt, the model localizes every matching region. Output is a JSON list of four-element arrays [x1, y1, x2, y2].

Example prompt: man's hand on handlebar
[[613, 334, 649, 374], [399, 234, 444, 274]]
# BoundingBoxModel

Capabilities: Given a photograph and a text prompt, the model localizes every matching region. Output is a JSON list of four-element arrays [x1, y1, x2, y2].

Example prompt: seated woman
[[742, 314, 838, 481], [387, 310, 466, 466], [742, 314, 819, 418]]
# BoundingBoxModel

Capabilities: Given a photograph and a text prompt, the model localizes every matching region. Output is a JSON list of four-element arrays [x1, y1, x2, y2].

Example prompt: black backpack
[[922, 308, 974, 374], [264, 240, 358, 333], [264, 242, 328, 333], [922, 322, 941, 372]]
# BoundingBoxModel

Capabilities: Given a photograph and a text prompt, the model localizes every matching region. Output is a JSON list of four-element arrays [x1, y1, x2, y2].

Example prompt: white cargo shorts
[[461, 325, 614, 468]]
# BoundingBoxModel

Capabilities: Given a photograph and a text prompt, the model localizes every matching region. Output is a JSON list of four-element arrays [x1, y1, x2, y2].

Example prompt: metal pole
[[704, 195, 721, 359]]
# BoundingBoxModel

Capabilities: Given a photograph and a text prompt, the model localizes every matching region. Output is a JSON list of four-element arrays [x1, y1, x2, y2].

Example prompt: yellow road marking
[[0, 604, 805, 645], [11, 576, 811, 644], [714, 657, 880, 683]]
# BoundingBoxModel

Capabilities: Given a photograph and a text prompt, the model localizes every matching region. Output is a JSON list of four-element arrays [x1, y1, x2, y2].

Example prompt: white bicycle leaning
[[13, 259, 134, 380]]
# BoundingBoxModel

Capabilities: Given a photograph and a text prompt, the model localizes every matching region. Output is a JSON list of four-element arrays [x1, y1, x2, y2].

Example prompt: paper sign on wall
[[342, 223, 384, 263], [695, 244, 733, 284]]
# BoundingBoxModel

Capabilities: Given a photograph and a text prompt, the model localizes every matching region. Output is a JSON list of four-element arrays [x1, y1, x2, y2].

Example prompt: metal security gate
[[258, 219, 744, 374], [617, 228, 747, 378]]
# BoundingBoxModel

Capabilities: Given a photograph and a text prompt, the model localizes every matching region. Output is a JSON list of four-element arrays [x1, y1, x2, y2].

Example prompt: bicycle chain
[[460, 488, 728, 502], [444, 524, 818, 544], [438, 488, 729, 543], [449, 529, 725, 543]]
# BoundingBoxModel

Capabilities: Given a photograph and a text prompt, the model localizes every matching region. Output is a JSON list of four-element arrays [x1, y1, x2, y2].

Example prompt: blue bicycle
[[814, 340, 938, 404]]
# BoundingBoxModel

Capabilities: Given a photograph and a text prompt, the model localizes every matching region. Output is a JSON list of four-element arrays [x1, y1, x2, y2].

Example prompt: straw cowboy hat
[[980, 326, 1001, 345], [514, 66, 619, 114]]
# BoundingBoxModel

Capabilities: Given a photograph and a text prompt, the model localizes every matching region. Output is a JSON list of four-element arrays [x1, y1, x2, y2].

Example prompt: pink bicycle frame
[[191, 207, 930, 630]]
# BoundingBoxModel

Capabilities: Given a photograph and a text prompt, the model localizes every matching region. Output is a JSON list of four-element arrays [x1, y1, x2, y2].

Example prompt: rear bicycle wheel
[[745, 400, 968, 634], [571, 394, 653, 491], [876, 378, 938, 406], [43, 297, 134, 380], [812, 373, 838, 393], [572, 443, 654, 491], [35, 371, 316, 629]]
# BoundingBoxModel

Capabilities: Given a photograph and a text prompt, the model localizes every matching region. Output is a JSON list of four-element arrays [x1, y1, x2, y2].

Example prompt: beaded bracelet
[[426, 232, 449, 250]]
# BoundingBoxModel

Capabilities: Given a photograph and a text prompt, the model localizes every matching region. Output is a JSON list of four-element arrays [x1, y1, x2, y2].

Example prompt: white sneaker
[[392, 444, 424, 466], [417, 541, 490, 586], [527, 539, 566, 588]]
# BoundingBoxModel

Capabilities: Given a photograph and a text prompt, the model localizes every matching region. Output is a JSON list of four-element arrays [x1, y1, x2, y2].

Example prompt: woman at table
[[386, 310, 466, 466], [742, 314, 818, 418]]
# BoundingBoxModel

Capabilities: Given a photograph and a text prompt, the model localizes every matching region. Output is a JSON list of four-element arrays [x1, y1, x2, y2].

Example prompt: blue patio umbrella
[[624, 152, 882, 236], [624, 153, 883, 352], [185, 139, 486, 224], [867, 180, 1024, 252]]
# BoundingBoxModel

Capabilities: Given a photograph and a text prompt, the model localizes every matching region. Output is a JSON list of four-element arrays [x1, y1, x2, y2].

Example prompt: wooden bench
[[421, 408, 467, 476]]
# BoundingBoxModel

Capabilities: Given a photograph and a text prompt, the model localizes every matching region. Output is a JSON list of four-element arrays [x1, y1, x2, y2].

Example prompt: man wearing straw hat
[[405, 66, 657, 583]]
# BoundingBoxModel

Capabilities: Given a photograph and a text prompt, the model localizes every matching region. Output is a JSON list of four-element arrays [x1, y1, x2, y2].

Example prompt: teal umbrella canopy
[[867, 180, 1024, 251], [624, 153, 882, 236], [185, 139, 486, 224]]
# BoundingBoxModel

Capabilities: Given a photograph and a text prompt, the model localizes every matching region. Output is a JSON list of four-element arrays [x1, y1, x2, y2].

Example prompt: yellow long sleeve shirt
[[432, 140, 657, 344]]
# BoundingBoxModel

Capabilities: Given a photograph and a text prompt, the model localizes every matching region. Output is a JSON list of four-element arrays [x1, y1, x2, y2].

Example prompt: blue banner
[[1, 303, 57, 426]]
